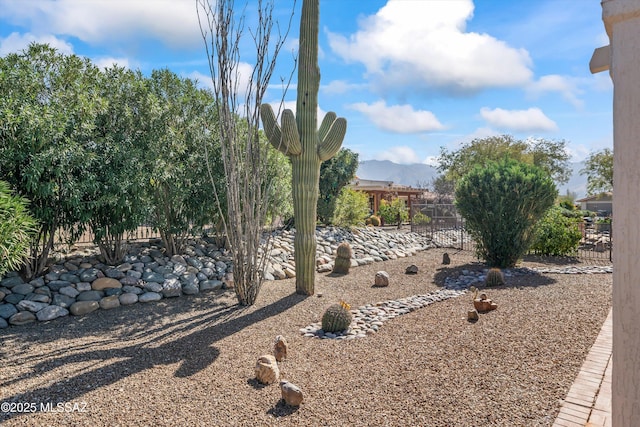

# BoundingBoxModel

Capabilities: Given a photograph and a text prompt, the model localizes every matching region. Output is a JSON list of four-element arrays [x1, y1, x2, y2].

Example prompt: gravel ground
[[0, 248, 611, 426]]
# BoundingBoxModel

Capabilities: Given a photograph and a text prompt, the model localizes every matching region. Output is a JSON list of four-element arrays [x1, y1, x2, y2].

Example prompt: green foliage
[[0, 181, 37, 277], [455, 158, 557, 267], [0, 43, 103, 278], [265, 148, 293, 226], [321, 303, 353, 333], [438, 135, 571, 186], [412, 212, 431, 225], [581, 148, 613, 195], [431, 174, 455, 203], [86, 66, 153, 264], [378, 198, 409, 227], [530, 205, 583, 256], [317, 148, 359, 225], [485, 268, 505, 287], [332, 188, 369, 227], [146, 69, 225, 256]]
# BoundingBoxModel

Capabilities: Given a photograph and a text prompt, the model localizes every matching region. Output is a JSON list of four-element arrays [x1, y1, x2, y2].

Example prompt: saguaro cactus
[[261, 0, 346, 295]]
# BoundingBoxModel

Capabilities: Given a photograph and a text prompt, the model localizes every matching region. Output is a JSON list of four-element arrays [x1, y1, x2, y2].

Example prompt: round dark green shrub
[[455, 158, 557, 268]]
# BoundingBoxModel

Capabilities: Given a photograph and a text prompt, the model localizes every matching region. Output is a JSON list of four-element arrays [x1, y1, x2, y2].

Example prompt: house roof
[[348, 178, 424, 195], [576, 192, 613, 203]]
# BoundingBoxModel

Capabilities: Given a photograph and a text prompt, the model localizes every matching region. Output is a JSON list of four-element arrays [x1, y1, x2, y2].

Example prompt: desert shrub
[[530, 205, 582, 256], [378, 198, 408, 227], [332, 188, 369, 227], [412, 211, 431, 225], [0, 181, 37, 276], [455, 158, 557, 267]]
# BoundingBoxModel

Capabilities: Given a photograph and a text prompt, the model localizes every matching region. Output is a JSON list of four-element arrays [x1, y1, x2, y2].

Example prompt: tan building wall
[[594, 1, 640, 424]]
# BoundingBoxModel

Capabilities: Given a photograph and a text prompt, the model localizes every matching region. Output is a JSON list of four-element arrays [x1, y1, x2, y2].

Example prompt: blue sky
[[0, 0, 612, 165]]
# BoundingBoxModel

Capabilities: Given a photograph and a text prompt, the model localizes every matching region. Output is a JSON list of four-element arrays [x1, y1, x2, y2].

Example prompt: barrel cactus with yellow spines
[[260, 0, 347, 296], [321, 301, 353, 333]]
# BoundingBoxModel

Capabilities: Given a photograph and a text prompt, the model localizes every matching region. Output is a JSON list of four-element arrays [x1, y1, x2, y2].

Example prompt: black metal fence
[[411, 204, 612, 262]]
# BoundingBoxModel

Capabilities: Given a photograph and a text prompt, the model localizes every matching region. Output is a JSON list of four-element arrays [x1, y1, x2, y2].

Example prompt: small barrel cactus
[[369, 215, 381, 227], [485, 268, 505, 287], [321, 301, 353, 333], [332, 241, 352, 274]]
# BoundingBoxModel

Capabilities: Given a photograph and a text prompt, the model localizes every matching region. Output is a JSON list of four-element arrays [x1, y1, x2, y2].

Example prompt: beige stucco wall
[[601, 0, 640, 424]]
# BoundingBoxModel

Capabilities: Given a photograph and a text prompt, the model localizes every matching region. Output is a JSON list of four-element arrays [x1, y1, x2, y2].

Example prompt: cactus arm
[[260, 103, 286, 154], [318, 116, 347, 161], [318, 112, 336, 141], [260, 104, 302, 156], [281, 109, 302, 155]]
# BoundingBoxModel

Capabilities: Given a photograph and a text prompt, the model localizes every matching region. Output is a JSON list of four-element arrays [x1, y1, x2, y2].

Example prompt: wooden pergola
[[347, 178, 425, 218]]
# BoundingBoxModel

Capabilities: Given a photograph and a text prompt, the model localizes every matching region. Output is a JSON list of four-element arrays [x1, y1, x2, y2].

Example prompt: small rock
[[9, 311, 36, 325], [255, 354, 279, 385], [92, 277, 122, 291], [11, 283, 34, 295], [36, 305, 69, 322], [77, 290, 103, 302], [52, 294, 76, 308], [69, 301, 99, 316], [442, 252, 451, 265], [59, 286, 80, 298], [0, 317, 7, 328], [139, 292, 162, 303], [119, 293, 139, 305], [274, 335, 288, 362], [200, 280, 224, 291], [467, 309, 479, 322], [374, 271, 390, 287], [280, 381, 304, 406], [405, 265, 419, 274], [99, 295, 120, 310], [162, 279, 182, 298], [0, 303, 18, 319], [17, 300, 48, 313]]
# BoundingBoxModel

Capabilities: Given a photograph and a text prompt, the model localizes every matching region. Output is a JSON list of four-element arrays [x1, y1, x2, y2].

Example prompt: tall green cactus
[[260, 0, 346, 295]]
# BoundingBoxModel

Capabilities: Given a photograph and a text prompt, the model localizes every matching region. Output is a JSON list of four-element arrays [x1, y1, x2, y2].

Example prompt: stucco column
[[600, 1, 640, 424]]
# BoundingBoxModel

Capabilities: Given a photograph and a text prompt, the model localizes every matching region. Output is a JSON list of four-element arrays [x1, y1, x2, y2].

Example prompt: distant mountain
[[356, 160, 588, 199]]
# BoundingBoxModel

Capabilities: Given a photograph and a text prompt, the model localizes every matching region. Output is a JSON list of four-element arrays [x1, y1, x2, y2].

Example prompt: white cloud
[[322, 80, 365, 95], [480, 107, 558, 132], [0, 0, 200, 50], [0, 31, 73, 55], [374, 146, 420, 164], [93, 57, 132, 70], [423, 156, 440, 167], [527, 74, 584, 109], [348, 101, 444, 133], [327, 0, 532, 95]]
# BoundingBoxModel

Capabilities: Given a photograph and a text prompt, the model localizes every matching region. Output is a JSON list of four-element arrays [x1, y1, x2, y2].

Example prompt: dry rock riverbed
[[0, 233, 611, 426]]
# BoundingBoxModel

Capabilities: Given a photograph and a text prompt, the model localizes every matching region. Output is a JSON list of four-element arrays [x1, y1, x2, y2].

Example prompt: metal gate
[[410, 204, 473, 250]]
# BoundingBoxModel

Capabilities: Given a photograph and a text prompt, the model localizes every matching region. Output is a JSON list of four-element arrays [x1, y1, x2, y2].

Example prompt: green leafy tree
[[438, 135, 571, 186], [455, 158, 557, 267], [146, 69, 224, 256], [0, 43, 101, 278], [265, 148, 293, 226], [530, 205, 583, 256], [318, 148, 359, 225], [581, 148, 613, 195], [0, 181, 37, 277], [431, 174, 455, 203], [332, 188, 369, 227], [378, 198, 409, 228], [85, 66, 154, 264]]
